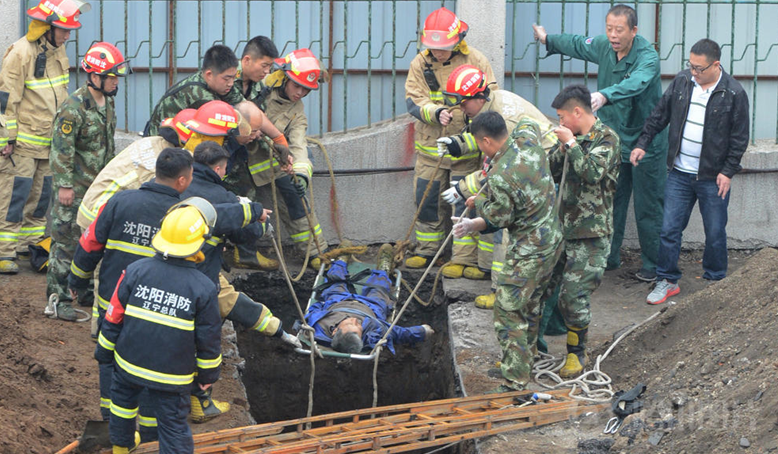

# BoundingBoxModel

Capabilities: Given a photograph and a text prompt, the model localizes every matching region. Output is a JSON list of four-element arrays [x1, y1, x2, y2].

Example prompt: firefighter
[[77, 108, 197, 230], [0, 0, 91, 274], [96, 202, 223, 454], [48, 41, 130, 321], [225, 48, 331, 270], [404, 7, 496, 278]]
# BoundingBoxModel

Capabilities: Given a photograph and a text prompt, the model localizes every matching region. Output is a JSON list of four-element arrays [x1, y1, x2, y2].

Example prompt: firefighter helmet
[[27, 0, 91, 30], [152, 197, 217, 259], [273, 48, 321, 90], [185, 101, 240, 137], [442, 65, 490, 106], [420, 7, 468, 50], [160, 108, 197, 144], [81, 42, 131, 77]]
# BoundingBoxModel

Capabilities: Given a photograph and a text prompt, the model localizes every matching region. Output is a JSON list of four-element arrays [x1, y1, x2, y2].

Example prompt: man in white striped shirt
[[631, 39, 749, 305]]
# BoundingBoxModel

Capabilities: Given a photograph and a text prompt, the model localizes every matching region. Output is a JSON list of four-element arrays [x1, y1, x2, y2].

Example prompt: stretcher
[[293, 261, 402, 360]]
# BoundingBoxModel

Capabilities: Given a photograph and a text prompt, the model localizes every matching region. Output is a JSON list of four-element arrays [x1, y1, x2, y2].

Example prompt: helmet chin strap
[[87, 74, 119, 97]]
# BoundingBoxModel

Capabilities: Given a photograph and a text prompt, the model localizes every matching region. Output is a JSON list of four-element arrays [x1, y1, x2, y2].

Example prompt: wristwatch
[[565, 139, 577, 149]]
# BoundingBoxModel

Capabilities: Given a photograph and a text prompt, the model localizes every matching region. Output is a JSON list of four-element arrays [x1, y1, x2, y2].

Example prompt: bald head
[[235, 101, 264, 145]]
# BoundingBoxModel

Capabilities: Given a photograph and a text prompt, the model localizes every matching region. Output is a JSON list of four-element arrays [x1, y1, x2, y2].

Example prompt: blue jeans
[[657, 169, 729, 283]]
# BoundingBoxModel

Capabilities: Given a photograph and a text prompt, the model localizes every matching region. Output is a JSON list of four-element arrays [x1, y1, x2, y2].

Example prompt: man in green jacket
[[533, 4, 668, 281]]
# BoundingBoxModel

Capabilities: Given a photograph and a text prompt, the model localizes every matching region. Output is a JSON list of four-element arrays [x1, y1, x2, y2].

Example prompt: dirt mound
[[601, 247, 778, 453]]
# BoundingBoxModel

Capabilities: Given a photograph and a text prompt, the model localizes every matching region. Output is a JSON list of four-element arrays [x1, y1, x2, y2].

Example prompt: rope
[[532, 311, 661, 402], [306, 136, 343, 244]]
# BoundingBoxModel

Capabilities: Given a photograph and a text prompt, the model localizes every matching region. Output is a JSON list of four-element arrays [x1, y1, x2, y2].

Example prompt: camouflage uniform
[[474, 119, 562, 390], [543, 119, 620, 331], [145, 72, 243, 136], [48, 84, 116, 306]]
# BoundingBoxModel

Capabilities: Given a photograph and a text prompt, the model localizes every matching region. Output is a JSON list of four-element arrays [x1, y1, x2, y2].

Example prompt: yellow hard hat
[[152, 197, 217, 258]]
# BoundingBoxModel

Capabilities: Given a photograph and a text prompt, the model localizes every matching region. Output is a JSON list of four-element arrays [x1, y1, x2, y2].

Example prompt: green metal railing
[[64, 0, 453, 134], [506, 0, 778, 142]]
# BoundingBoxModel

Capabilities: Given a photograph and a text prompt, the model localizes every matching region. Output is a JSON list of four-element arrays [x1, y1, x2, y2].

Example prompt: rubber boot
[[112, 431, 140, 454], [0, 259, 19, 274], [474, 292, 496, 310], [309, 256, 326, 271], [376, 243, 394, 274], [442, 264, 464, 278], [405, 255, 430, 269], [56, 300, 78, 321], [559, 326, 589, 378], [190, 387, 230, 423], [463, 266, 488, 280], [233, 243, 279, 271]]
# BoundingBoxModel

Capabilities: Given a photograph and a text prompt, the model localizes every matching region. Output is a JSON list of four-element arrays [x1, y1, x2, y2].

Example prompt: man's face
[[429, 49, 453, 62], [204, 67, 238, 96], [212, 159, 228, 179], [605, 13, 637, 54], [283, 79, 311, 103], [242, 55, 274, 82], [688, 52, 720, 86], [475, 134, 500, 158], [556, 107, 581, 135], [461, 98, 486, 117], [334, 317, 363, 337], [93, 74, 120, 94], [235, 116, 263, 145], [51, 27, 71, 47]]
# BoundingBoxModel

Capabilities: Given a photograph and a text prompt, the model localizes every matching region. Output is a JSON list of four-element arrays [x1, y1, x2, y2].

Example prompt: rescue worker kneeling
[[95, 202, 222, 454]]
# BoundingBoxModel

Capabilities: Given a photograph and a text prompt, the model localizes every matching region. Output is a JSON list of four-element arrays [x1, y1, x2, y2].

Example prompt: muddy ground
[[0, 246, 775, 453]]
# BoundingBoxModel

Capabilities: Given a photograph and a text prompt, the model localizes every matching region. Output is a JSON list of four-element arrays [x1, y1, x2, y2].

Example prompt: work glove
[[436, 136, 463, 158], [442, 182, 463, 205], [451, 216, 477, 238], [280, 331, 302, 349], [272, 142, 292, 169], [591, 92, 607, 112], [292, 175, 308, 198], [237, 196, 252, 204], [422, 324, 435, 338]]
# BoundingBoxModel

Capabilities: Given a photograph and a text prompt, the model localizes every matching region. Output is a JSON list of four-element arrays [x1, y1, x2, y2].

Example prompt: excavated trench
[[231, 269, 462, 426]]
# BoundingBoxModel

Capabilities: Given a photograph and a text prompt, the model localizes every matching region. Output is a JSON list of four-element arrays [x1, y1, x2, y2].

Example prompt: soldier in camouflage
[[544, 85, 621, 378], [47, 42, 129, 320], [453, 112, 562, 392], [144, 45, 244, 137]]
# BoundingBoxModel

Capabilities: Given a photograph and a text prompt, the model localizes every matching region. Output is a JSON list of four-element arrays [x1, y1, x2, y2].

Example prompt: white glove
[[591, 92, 607, 112], [238, 196, 252, 204], [264, 222, 275, 237], [451, 216, 476, 238], [280, 331, 302, 349], [442, 182, 462, 205], [422, 324, 435, 338], [436, 137, 452, 157]]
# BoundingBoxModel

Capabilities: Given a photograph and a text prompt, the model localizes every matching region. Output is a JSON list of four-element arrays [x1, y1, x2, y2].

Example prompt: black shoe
[[635, 268, 657, 282]]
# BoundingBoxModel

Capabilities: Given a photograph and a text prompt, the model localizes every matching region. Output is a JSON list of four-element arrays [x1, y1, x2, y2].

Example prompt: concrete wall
[[457, 0, 506, 88], [0, 1, 21, 65]]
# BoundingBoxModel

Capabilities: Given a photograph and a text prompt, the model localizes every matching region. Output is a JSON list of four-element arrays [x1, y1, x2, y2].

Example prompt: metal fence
[[58, 0, 453, 134], [505, 0, 778, 142]]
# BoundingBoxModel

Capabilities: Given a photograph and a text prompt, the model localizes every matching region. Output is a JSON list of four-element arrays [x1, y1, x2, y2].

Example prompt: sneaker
[[441, 264, 464, 278], [646, 279, 680, 305], [635, 268, 657, 282], [405, 255, 430, 269], [0, 259, 19, 274], [463, 266, 489, 280], [376, 243, 394, 274], [56, 301, 78, 322]]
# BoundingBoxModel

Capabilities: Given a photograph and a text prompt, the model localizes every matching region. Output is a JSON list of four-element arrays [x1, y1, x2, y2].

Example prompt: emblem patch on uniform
[[585, 37, 593, 44], [61, 120, 73, 135]]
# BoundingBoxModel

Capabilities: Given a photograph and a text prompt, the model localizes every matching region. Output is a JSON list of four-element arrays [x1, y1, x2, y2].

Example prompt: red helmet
[[185, 101, 240, 137], [160, 108, 197, 143], [27, 0, 91, 30], [274, 48, 321, 90], [81, 42, 131, 77], [421, 7, 468, 50], [443, 65, 490, 106]]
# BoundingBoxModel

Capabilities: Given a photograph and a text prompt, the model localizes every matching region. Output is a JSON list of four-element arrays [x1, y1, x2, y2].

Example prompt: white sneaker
[[646, 279, 680, 305]]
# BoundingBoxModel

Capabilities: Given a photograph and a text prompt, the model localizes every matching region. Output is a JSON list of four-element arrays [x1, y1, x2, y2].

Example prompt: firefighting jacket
[[0, 36, 69, 158], [261, 88, 312, 181], [77, 135, 176, 230], [69, 182, 182, 313], [405, 48, 495, 169], [0, 113, 7, 149], [182, 162, 264, 283], [95, 254, 222, 392]]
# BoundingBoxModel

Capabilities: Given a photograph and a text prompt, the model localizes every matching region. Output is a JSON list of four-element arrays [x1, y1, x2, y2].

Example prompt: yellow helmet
[[152, 197, 217, 259]]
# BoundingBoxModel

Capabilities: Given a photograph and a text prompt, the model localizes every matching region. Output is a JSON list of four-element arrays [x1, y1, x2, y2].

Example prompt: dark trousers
[[657, 169, 730, 282], [110, 371, 192, 453], [323, 260, 393, 314]]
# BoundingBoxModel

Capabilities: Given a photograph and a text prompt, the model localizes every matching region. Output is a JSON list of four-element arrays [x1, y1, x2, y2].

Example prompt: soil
[[2, 246, 777, 453]]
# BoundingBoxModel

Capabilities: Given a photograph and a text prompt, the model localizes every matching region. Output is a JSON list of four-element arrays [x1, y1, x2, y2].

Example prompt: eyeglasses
[[686, 60, 716, 74]]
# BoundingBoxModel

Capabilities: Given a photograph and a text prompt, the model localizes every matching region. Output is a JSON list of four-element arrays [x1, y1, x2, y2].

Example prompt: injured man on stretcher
[[304, 244, 434, 354]]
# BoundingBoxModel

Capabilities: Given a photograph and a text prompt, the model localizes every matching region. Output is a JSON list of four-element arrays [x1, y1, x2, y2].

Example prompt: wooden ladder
[[126, 389, 607, 454]]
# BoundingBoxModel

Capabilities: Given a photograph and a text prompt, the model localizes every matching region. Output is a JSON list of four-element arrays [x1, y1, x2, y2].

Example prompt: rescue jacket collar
[[140, 180, 181, 198], [152, 253, 197, 268], [192, 162, 222, 185]]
